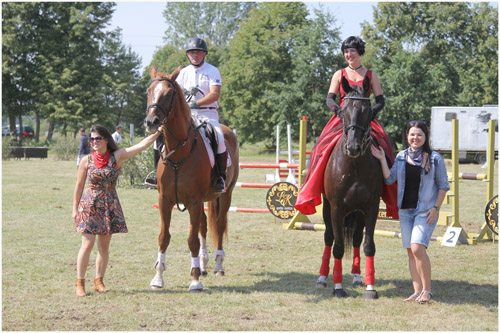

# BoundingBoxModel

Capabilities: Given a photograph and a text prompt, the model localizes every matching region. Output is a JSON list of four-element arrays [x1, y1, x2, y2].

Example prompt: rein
[[342, 95, 373, 155], [147, 77, 198, 212]]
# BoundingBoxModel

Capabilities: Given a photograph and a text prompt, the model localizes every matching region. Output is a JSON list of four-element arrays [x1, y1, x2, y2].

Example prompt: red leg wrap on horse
[[365, 256, 375, 286], [332, 258, 343, 284], [319, 246, 332, 277], [351, 247, 361, 274]]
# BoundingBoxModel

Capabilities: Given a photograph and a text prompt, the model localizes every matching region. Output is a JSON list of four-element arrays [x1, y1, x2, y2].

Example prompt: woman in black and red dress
[[295, 36, 398, 287], [72, 125, 162, 297]]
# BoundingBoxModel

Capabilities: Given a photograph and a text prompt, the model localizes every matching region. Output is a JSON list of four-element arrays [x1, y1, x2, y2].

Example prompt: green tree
[[362, 2, 498, 144], [162, 2, 256, 48], [149, 44, 188, 74], [2, 2, 41, 143], [220, 2, 309, 144], [266, 6, 343, 140], [101, 27, 143, 131], [2, 2, 116, 141]]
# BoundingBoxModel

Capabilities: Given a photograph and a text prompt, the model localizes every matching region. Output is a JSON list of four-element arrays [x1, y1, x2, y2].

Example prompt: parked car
[[2, 125, 35, 138]]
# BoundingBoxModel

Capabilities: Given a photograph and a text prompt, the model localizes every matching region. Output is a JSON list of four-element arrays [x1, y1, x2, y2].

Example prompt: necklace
[[348, 64, 363, 70]]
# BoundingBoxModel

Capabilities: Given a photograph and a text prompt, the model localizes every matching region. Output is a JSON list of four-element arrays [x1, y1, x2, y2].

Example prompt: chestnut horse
[[321, 75, 382, 299], [144, 66, 239, 292]]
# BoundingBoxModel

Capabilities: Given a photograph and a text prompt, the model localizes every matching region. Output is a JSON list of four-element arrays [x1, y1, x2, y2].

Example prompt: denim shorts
[[399, 208, 438, 248]]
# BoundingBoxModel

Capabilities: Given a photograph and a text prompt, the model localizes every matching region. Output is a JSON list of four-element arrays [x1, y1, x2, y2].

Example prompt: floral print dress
[[75, 153, 127, 235]]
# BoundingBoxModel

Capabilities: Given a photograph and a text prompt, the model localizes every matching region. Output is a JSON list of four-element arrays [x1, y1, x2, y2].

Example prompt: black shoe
[[214, 177, 226, 193], [144, 170, 157, 188]]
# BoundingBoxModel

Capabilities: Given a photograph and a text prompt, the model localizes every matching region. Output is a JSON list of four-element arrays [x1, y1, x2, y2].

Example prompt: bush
[[2, 137, 15, 160], [51, 136, 79, 161], [119, 137, 155, 187]]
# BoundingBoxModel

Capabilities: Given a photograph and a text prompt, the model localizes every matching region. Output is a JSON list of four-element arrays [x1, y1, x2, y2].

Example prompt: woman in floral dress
[[72, 125, 162, 297]]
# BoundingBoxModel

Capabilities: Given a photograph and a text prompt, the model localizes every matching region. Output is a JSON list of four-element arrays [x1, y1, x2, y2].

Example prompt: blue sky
[[109, 1, 377, 70]]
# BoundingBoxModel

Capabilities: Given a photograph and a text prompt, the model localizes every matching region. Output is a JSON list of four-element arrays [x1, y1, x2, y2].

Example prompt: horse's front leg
[[362, 210, 379, 299], [187, 203, 204, 292], [317, 198, 334, 288], [150, 199, 173, 289]]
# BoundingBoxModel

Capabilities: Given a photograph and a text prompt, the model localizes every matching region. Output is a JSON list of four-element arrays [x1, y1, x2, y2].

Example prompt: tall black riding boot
[[214, 151, 228, 193], [145, 146, 161, 187]]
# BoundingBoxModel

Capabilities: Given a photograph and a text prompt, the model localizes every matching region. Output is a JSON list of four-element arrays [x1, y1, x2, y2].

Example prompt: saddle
[[192, 115, 218, 160]]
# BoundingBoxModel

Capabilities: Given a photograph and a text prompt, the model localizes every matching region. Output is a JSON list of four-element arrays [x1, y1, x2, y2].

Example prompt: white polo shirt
[[176, 62, 222, 110]]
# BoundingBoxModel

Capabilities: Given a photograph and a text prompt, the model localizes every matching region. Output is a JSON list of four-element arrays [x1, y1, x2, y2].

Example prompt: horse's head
[[339, 75, 373, 158], [144, 66, 188, 134]]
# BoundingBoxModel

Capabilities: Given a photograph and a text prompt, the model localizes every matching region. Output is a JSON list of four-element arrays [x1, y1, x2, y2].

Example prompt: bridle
[[147, 77, 196, 161], [147, 77, 200, 212], [341, 95, 373, 155]]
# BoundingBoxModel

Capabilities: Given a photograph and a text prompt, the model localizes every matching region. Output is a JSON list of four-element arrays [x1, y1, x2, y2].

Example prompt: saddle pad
[[198, 123, 232, 169]]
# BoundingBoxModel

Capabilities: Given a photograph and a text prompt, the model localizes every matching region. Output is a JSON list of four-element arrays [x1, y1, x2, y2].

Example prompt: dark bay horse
[[320, 75, 382, 299], [144, 66, 239, 292]]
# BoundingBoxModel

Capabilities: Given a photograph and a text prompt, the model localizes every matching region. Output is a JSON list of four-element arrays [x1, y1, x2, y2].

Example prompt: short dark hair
[[341, 36, 366, 56], [407, 120, 432, 154], [90, 125, 119, 153]]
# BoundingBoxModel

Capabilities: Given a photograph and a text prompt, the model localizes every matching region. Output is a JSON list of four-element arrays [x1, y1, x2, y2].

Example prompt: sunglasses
[[89, 136, 104, 142], [409, 120, 427, 126]]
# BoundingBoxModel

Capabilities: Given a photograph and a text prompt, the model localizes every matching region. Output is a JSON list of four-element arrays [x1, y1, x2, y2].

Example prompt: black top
[[401, 162, 421, 209]]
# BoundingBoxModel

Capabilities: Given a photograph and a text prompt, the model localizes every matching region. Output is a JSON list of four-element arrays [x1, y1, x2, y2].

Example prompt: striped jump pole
[[291, 223, 442, 242], [235, 182, 273, 189], [448, 172, 488, 181], [153, 204, 269, 213], [239, 162, 299, 169]]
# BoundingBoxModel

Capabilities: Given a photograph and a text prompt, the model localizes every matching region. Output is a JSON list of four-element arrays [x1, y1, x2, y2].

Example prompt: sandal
[[404, 292, 420, 302], [417, 290, 433, 304]]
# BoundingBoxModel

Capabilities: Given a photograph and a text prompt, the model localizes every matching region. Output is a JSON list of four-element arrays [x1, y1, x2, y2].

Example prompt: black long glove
[[372, 95, 385, 120], [326, 93, 341, 113]]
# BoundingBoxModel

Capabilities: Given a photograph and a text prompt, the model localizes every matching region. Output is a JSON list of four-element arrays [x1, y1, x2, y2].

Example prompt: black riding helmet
[[185, 37, 208, 54]]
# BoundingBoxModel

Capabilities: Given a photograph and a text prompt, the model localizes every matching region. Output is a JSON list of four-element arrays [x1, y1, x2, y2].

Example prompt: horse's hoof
[[333, 288, 348, 298], [352, 274, 363, 287], [353, 280, 364, 287], [363, 290, 379, 299], [189, 280, 203, 292], [316, 276, 327, 288], [150, 277, 164, 289], [215, 270, 225, 277]]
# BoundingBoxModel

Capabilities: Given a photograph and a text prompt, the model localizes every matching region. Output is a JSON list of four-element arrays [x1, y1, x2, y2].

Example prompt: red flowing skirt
[[295, 114, 399, 219]]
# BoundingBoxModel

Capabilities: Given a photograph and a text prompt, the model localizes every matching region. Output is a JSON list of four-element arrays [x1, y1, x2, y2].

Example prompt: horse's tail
[[207, 197, 228, 248]]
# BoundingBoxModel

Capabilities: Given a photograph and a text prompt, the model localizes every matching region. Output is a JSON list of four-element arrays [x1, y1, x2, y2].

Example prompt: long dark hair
[[406, 120, 432, 154], [407, 120, 432, 173], [341, 36, 366, 56], [89, 125, 119, 153]]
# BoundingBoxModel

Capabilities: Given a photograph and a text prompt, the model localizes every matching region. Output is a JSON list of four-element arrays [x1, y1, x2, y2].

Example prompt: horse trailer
[[429, 106, 498, 164]]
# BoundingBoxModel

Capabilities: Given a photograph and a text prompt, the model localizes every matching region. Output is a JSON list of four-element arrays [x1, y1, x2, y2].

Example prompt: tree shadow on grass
[[204, 271, 498, 307]]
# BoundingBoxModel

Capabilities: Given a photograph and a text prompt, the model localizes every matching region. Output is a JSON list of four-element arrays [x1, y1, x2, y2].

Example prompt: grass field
[[2, 147, 498, 331]]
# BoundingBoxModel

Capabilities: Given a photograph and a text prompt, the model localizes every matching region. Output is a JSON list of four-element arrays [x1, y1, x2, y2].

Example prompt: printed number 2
[[446, 231, 456, 243]]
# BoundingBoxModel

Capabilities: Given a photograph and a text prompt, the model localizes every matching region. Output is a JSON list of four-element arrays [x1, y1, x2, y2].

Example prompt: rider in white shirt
[[147, 37, 227, 193]]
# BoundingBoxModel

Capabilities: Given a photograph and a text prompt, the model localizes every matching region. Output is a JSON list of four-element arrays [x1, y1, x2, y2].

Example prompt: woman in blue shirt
[[371, 120, 449, 304]]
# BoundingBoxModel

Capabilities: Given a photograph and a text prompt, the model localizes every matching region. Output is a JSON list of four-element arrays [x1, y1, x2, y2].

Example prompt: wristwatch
[[433, 205, 440, 211]]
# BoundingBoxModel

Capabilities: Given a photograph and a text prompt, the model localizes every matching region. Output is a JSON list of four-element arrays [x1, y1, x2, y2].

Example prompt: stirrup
[[144, 170, 157, 188], [214, 178, 226, 193]]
